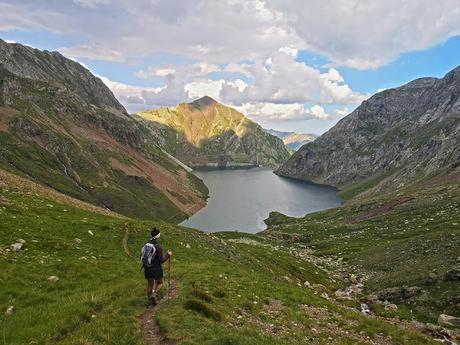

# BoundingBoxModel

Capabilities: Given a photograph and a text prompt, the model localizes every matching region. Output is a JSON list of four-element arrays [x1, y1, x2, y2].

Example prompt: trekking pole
[[167, 251, 172, 302]]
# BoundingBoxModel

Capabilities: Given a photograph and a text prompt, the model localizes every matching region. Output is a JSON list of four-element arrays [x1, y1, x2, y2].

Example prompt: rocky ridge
[[276, 66, 460, 191]]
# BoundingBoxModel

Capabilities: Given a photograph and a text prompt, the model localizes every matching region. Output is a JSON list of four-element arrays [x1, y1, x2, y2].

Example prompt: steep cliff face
[[0, 39, 207, 220], [137, 96, 290, 168], [276, 66, 460, 190]]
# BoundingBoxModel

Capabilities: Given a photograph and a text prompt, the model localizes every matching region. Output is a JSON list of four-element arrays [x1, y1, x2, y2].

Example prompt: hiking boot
[[149, 294, 157, 306]]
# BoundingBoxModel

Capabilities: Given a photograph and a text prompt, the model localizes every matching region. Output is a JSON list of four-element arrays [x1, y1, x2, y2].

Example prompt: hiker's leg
[[155, 278, 163, 292], [147, 279, 155, 297]]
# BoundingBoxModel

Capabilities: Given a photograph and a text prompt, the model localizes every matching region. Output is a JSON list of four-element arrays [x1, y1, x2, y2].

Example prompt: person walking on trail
[[140, 227, 172, 305]]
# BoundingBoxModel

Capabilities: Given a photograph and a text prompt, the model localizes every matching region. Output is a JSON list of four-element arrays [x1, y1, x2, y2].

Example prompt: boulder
[[384, 302, 398, 312], [16, 239, 26, 244], [445, 264, 460, 281], [10, 243, 23, 252], [74, 238, 82, 245], [47, 276, 59, 283], [377, 286, 422, 302], [438, 314, 460, 328], [360, 303, 371, 315], [5, 306, 14, 315], [335, 290, 352, 301], [312, 284, 328, 293], [424, 272, 438, 285], [364, 294, 379, 303]]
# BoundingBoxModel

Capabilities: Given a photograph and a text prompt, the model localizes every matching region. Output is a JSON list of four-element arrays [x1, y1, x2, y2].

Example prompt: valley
[[0, 39, 459, 345]]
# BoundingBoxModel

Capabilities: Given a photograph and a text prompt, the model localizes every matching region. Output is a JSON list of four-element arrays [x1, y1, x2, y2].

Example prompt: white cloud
[[236, 102, 330, 121], [278, 46, 298, 57], [184, 80, 226, 100], [219, 50, 366, 105], [98, 75, 165, 108], [73, 0, 111, 8], [59, 45, 124, 62], [2, 0, 458, 127], [96, 48, 365, 119], [135, 62, 219, 80], [2, 0, 458, 68], [266, 0, 460, 69], [334, 107, 350, 118]]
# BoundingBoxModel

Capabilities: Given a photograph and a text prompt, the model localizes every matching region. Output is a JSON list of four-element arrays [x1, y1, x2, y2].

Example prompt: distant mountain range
[[265, 129, 317, 151], [276, 66, 460, 193], [0, 39, 207, 220], [137, 97, 290, 169]]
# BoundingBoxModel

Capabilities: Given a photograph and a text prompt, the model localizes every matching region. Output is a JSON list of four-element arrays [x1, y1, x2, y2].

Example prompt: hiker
[[140, 227, 172, 305]]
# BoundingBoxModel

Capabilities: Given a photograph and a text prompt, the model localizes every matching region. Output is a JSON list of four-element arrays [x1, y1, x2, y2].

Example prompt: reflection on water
[[180, 168, 341, 233]]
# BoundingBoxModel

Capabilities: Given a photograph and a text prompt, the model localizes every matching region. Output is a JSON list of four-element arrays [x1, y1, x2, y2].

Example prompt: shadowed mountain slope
[[276, 66, 460, 194], [0, 39, 207, 220]]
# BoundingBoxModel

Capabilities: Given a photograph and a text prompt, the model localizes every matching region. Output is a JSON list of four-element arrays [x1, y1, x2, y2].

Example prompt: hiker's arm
[[158, 245, 170, 264]]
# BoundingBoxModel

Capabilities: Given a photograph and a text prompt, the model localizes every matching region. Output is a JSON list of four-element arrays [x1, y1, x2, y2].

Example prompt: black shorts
[[144, 266, 163, 281]]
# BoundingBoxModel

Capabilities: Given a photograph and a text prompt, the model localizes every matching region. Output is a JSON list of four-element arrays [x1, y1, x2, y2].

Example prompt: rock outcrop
[[137, 96, 290, 168], [276, 66, 460, 190]]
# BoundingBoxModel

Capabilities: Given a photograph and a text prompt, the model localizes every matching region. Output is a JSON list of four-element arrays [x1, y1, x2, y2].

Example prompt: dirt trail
[[138, 290, 177, 345], [123, 224, 177, 345]]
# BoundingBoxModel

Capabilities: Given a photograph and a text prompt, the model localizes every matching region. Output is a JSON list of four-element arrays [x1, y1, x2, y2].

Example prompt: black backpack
[[140, 243, 157, 267]]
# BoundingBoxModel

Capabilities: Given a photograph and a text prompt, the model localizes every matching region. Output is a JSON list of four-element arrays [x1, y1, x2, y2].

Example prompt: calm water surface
[[180, 168, 341, 233]]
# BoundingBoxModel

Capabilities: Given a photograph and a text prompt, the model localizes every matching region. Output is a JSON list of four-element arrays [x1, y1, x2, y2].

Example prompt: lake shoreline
[[181, 167, 342, 233]]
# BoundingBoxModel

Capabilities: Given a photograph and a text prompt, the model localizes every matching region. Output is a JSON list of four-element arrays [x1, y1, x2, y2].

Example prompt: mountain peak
[[444, 64, 460, 82], [189, 96, 219, 109]]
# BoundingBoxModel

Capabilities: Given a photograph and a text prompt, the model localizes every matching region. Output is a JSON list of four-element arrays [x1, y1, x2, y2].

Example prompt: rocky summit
[[137, 96, 290, 168], [276, 66, 460, 191], [0, 39, 207, 220]]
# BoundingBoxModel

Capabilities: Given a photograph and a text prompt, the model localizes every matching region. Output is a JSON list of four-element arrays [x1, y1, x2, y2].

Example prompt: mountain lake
[[180, 168, 342, 233]]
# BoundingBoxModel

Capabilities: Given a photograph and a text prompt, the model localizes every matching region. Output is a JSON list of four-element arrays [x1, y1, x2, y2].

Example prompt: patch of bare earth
[[350, 196, 413, 223], [138, 288, 178, 345], [0, 106, 16, 132], [70, 125, 206, 216]]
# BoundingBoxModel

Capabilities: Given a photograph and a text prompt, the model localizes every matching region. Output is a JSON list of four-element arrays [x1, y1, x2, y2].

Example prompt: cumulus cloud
[[60, 45, 124, 62], [219, 49, 366, 105], [135, 62, 220, 80], [335, 107, 351, 118], [107, 48, 365, 116], [266, 0, 460, 69], [2, 0, 458, 127], [236, 102, 330, 121], [2, 0, 458, 68]]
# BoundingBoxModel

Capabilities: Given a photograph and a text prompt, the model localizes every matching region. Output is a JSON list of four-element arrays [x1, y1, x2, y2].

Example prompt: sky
[[1, 0, 459, 135]]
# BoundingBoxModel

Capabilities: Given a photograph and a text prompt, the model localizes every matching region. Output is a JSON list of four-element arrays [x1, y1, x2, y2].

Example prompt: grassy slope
[[0, 68, 208, 222], [0, 172, 437, 345], [264, 172, 460, 324]]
